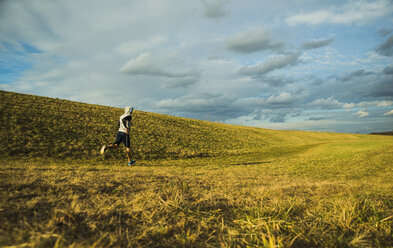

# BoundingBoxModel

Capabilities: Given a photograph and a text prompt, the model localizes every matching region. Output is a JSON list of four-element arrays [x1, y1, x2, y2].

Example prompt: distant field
[[370, 131, 393, 136], [1, 90, 393, 247]]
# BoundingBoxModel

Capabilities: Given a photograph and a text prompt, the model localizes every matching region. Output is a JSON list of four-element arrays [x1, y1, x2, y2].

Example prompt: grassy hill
[[0, 90, 387, 161], [1, 90, 393, 247]]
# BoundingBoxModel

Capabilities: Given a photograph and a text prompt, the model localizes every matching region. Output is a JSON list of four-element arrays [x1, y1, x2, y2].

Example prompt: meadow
[[1, 90, 393, 247]]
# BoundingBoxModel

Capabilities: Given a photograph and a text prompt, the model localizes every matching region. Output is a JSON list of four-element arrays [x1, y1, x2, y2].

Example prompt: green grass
[[1, 90, 393, 247]]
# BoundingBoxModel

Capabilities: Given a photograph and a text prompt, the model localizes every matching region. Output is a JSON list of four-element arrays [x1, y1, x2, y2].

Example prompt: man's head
[[124, 106, 134, 115]]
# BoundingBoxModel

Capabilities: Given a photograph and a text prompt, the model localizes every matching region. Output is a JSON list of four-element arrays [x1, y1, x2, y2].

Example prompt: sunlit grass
[[1, 140, 393, 247]]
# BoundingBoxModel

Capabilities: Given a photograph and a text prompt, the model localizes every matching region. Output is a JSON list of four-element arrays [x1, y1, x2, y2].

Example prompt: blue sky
[[1, 0, 392, 133]]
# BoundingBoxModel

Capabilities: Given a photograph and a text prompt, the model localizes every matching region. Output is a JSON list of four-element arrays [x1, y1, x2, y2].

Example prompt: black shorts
[[114, 132, 130, 148]]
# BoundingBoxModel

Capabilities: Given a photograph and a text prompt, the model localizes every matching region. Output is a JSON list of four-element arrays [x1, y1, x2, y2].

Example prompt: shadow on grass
[[230, 161, 273, 166]]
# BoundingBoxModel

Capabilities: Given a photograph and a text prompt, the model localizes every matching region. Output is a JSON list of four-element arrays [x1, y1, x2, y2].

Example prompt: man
[[100, 106, 136, 166]]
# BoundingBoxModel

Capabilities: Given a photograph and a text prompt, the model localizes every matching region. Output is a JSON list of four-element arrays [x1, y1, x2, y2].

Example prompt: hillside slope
[[1, 90, 391, 160]]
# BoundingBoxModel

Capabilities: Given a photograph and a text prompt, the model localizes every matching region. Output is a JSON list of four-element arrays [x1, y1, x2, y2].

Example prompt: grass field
[[1, 90, 393, 247]]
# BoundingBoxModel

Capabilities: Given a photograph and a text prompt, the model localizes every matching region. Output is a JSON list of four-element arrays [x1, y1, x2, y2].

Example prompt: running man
[[100, 106, 136, 166]]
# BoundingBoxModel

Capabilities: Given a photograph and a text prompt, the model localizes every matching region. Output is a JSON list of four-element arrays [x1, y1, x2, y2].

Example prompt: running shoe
[[100, 145, 106, 155]]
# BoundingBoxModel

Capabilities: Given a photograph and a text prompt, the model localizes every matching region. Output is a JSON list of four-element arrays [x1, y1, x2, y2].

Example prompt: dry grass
[[1, 140, 393, 247]]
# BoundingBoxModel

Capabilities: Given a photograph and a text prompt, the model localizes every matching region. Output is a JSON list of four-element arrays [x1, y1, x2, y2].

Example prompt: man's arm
[[122, 115, 132, 133]]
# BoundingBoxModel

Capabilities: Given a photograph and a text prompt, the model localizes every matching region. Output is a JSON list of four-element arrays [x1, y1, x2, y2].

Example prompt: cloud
[[310, 97, 343, 109], [308, 116, 329, 121], [249, 108, 298, 123], [383, 65, 393, 75], [239, 52, 301, 76], [286, 0, 393, 26], [261, 77, 294, 87], [355, 110, 369, 118], [378, 28, 393, 37], [377, 35, 393, 56], [119, 53, 199, 78], [155, 93, 247, 120], [244, 95, 296, 108], [262, 108, 302, 123], [155, 90, 308, 122], [266, 91, 304, 105], [226, 27, 284, 54], [200, 0, 228, 19], [309, 97, 393, 110], [0, 57, 136, 107], [119, 53, 201, 88], [383, 110, 393, 116], [114, 36, 167, 56], [343, 100, 393, 109], [341, 69, 373, 81], [270, 115, 286, 123], [302, 38, 333, 50], [367, 80, 393, 98], [157, 93, 232, 110], [161, 77, 200, 88], [336, 66, 393, 98]]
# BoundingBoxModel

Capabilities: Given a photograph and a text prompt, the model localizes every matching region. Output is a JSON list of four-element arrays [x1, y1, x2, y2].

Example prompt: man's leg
[[126, 147, 131, 163], [124, 133, 135, 165], [100, 143, 118, 155], [106, 143, 118, 149], [101, 132, 122, 155]]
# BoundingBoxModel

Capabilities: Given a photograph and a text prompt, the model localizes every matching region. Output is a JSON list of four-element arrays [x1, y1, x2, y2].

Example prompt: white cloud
[[355, 110, 369, 118], [286, 0, 393, 26], [226, 27, 284, 53], [119, 53, 201, 88], [310, 97, 344, 109], [383, 110, 393, 116], [156, 93, 233, 110], [344, 100, 393, 109], [309, 98, 393, 110], [266, 92, 304, 105], [239, 52, 301, 76]]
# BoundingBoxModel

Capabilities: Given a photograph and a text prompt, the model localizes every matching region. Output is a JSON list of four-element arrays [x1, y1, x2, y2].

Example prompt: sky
[[1, 0, 393, 133]]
